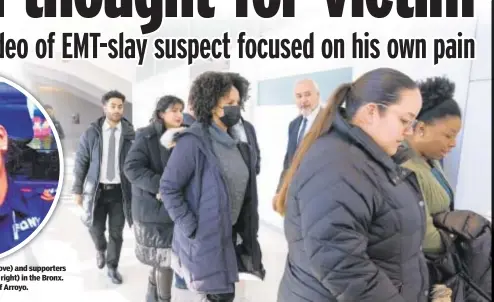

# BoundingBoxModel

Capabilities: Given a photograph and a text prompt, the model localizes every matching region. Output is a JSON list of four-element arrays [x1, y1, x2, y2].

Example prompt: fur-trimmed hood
[[160, 127, 187, 149]]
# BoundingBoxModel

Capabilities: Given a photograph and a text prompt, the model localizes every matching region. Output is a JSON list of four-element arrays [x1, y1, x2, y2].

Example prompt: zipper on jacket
[[206, 136, 237, 286], [404, 174, 427, 300], [215, 168, 234, 286], [246, 142, 258, 271]]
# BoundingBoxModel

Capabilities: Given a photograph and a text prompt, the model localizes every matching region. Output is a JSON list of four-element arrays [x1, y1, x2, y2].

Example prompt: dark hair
[[5, 140, 22, 174], [102, 90, 126, 105], [187, 95, 195, 111], [275, 68, 417, 215], [225, 72, 250, 110], [416, 76, 461, 123], [151, 95, 184, 122], [189, 71, 250, 124]]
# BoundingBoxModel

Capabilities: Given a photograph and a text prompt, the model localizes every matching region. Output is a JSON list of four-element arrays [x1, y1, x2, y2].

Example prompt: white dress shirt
[[297, 104, 322, 140], [99, 120, 121, 184]]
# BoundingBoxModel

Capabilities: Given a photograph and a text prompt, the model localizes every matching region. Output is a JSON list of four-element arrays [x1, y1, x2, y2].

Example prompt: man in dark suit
[[273, 79, 322, 209]]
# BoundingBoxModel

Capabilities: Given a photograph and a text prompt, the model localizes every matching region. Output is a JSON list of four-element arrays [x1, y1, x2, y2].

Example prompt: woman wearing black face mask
[[159, 71, 265, 302]]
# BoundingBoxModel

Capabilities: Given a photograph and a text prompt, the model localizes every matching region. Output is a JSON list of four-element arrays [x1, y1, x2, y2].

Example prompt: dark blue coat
[[277, 110, 429, 302], [159, 123, 264, 294]]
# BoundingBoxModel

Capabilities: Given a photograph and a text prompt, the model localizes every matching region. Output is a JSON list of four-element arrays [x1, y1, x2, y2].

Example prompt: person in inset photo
[[0, 83, 59, 255]]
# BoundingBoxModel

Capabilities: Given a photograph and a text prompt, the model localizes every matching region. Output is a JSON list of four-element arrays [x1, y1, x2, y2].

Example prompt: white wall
[[132, 65, 190, 129], [230, 5, 492, 228], [0, 60, 37, 93], [454, 5, 492, 217]]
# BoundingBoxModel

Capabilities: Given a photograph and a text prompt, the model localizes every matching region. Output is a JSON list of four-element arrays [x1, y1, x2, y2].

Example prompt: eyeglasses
[[376, 103, 417, 130]]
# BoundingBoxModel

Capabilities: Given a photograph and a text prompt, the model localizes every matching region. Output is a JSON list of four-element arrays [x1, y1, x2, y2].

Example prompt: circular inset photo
[[0, 76, 64, 258]]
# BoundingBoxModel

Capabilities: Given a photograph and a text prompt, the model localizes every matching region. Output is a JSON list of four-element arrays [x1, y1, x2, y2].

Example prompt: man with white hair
[[274, 79, 322, 202]]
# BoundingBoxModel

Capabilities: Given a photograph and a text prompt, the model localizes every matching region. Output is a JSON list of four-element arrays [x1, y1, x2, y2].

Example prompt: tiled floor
[[0, 155, 288, 302]]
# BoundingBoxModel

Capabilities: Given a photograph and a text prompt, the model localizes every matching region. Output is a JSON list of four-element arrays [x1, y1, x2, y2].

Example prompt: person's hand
[[156, 193, 161, 201], [272, 194, 279, 212], [431, 284, 452, 302], [74, 194, 82, 207]]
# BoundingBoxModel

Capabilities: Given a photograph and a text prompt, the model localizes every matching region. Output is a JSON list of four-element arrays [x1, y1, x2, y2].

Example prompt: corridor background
[[0, 1, 490, 300]]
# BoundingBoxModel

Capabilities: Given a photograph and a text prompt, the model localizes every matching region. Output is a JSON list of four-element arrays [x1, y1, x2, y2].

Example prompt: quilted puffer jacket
[[427, 210, 491, 302], [277, 109, 430, 302]]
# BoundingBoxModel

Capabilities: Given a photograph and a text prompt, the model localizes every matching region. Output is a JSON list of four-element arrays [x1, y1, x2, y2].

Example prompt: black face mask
[[219, 105, 241, 128]]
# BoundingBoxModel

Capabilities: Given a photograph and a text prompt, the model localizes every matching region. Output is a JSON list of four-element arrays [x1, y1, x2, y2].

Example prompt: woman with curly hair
[[159, 71, 265, 302]]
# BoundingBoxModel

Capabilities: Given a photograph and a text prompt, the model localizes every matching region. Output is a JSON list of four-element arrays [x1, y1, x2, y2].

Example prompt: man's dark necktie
[[297, 118, 308, 145]]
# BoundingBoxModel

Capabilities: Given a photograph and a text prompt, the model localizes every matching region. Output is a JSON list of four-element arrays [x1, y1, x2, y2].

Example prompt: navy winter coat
[[159, 123, 264, 294], [277, 109, 430, 302]]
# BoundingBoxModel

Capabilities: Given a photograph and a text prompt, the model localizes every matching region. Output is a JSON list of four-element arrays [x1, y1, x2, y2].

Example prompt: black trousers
[[89, 185, 125, 269], [206, 292, 235, 302], [147, 267, 174, 302]]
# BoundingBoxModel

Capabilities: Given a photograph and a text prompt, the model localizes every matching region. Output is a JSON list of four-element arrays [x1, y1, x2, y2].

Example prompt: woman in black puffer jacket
[[275, 68, 430, 302], [124, 95, 186, 302]]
